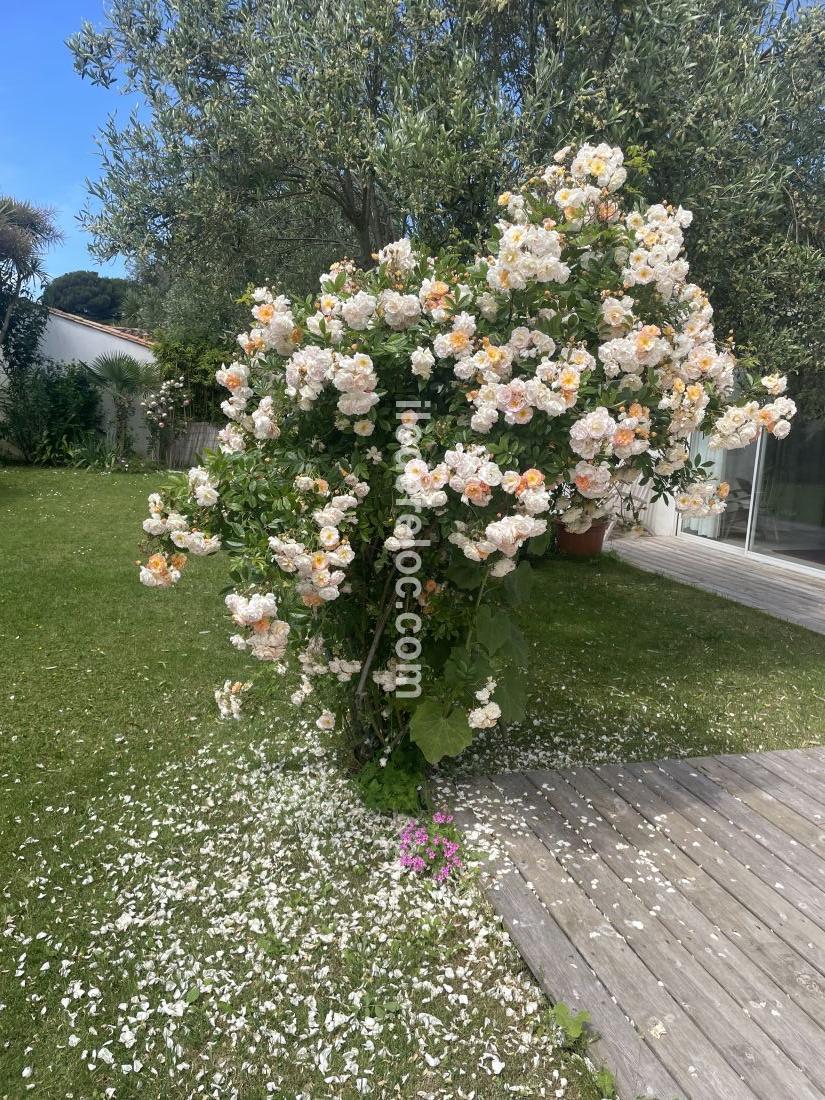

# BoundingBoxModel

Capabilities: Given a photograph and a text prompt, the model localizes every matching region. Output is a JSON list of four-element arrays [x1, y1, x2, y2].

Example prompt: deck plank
[[695, 755, 825, 839], [657, 758, 825, 890], [521, 769, 825, 1094], [623, 760, 825, 931], [451, 783, 683, 1100], [567, 766, 825, 1028], [491, 772, 821, 1100], [461, 777, 754, 1099], [611, 535, 825, 634], [454, 750, 825, 1099], [747, 751, 825, 812], [597, 763, 825, 974]]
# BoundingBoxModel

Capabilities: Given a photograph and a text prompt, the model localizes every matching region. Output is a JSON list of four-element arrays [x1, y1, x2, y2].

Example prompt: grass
[[455, 548, 825, 775], [0, 467, 606, 1100], [3, 466, 824, 1099]]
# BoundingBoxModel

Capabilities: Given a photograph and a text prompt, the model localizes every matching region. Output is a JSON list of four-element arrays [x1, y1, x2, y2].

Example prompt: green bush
[[0, 362, 102, 464], [151, 334, 229, 423]]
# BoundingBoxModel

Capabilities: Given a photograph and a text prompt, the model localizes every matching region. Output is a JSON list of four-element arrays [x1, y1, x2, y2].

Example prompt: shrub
[[0, 361, 102, 463], [0, 292, 48, 377], [151, 335, 229, 423], [135, 143, 796, 776]]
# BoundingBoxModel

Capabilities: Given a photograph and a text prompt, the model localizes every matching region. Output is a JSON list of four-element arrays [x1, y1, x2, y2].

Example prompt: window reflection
[[681, 438, 757, 548], [750, 419, 825, 568]]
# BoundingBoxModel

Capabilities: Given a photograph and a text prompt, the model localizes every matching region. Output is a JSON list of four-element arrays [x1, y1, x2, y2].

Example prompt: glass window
[[681, 437, 758, 548], [750, 418, 825, 568]]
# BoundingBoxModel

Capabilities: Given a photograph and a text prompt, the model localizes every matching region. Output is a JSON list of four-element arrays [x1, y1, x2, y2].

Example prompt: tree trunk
[[0, 273, 24, 346]]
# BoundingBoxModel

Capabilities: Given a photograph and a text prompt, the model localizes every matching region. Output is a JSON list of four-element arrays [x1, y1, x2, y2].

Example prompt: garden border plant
[[136, 143, 796, 796]]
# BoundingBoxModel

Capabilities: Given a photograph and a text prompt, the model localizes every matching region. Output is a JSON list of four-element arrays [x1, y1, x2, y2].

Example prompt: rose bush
[[137, 143, 795, 774]]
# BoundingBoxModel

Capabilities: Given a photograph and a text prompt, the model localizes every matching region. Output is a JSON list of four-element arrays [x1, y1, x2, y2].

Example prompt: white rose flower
[[194, 484, 219, 507], [490, 558, 516, 577]]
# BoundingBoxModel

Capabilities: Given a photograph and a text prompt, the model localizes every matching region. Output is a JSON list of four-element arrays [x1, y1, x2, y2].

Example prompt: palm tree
[[85, 352, 160, 456], [0, 198, 63, 343]]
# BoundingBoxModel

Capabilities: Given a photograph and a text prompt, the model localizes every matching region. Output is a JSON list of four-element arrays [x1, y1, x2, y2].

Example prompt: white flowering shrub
[[138, 144, 795, 772]]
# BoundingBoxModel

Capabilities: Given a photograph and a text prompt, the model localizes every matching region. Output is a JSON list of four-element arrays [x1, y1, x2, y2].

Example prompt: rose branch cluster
[[136, 142, 796, 743]]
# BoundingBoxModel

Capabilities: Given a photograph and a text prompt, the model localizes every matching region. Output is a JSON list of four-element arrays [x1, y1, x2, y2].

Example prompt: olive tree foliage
[[69, 0, 515, 340], [71, 0, 824, 397]]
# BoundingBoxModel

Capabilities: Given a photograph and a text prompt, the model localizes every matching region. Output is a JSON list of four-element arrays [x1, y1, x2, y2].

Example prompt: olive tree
[[70, 0, 825, 399]]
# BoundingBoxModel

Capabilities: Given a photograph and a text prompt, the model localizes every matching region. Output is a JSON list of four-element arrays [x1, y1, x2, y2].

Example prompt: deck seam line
[[522, 769, 825, 1090], [587, 764, 825, 983], [487, 773, 753, 1099]]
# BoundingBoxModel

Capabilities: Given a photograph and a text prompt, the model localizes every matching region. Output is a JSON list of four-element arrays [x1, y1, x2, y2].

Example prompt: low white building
[[40, 308, 157, 454]]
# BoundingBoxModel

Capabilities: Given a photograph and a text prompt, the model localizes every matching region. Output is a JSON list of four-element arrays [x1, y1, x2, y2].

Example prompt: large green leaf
[[409, 698, 475, 764], [503, 560, 535, 607], [525, 531, 552, 558], [475, 605, 527, 662], [495, 669, 528, 724], [446, 556, 484, 590], [475, 605, 506, 655], [442, 647, 492, 691]]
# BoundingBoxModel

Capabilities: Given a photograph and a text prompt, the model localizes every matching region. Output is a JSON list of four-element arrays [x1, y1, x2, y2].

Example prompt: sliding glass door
[[680, 416, 825, 573], [680, 436, 758, 549], [750, 419, 825, 568]]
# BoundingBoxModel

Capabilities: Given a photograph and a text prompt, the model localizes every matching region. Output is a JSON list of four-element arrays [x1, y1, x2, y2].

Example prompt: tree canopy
[[70, 0, 825, 401], [0, 197, 62, 345], [42, 269, 133, 324]]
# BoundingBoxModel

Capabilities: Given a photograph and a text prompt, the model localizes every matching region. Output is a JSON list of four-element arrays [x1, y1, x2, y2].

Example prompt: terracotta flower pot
[[555, 519, 610, 557]]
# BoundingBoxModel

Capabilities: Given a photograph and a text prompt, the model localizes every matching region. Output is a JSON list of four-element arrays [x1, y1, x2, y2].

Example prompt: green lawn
[[3, 467, 824, 1100], [456, 550, 825, 775], [0, 467, 604, 1100]]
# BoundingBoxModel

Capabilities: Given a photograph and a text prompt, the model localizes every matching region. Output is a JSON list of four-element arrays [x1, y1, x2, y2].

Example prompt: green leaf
[[443, 647, 491, 689], [525, 531, 552, 558], [503, 560, 535, 606], [500, 621, 528, 662], [475, 605, 506, 655], [476, 607, 527, 663], [496, 668, 528, 724], [549, 1001, 591, 1048], [410, 698, 474, 764], [184, 986, 201, 1005], [594, 1067, 617, 1098], [447, 556, 483, 590]]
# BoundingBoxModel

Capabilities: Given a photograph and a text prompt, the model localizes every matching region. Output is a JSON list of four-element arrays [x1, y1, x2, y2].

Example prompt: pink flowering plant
[[399, 812, 463, 883], [136, 143, 795, 777]]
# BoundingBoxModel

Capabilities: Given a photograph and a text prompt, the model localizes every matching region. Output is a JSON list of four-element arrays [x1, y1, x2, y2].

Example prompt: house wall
[[39, 312, 156, 455]]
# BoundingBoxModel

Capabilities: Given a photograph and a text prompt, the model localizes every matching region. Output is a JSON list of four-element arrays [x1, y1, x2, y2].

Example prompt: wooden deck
[[611, 534, 825, 636], [453, 749, 825, 1100]]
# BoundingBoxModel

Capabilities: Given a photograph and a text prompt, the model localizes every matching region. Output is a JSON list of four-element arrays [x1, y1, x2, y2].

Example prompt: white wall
[[39, 312, 156, 455]]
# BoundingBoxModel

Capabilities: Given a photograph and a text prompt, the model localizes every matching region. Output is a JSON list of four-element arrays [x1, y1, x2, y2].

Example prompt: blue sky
[[0, 2, 134, 280]]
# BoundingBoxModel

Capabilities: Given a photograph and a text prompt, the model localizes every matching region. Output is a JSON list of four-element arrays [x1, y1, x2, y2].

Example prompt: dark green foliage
[[151, 334, 229, 422], [0, 291, 48, 376], [355, 740, 428, 815], [0, 362, 102, 464], [42, 270, 133, 323]]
